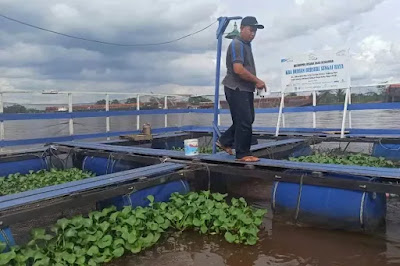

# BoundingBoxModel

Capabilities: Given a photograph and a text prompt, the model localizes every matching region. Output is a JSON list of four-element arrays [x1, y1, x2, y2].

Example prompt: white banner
[[280, 49, 350, 93]]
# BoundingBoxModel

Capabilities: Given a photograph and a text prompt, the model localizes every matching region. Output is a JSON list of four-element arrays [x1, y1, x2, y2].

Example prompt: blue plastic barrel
[[0, 157, 48, 177], [272, 171, 386, 231], [372, 143, 400, 161], [82, 156, 143, 176], [97, 180, 190, 210], [0, 227, 16, 252]]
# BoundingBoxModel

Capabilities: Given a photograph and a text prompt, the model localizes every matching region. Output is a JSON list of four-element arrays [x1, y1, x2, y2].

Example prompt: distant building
[[386, 84, 400, 102]]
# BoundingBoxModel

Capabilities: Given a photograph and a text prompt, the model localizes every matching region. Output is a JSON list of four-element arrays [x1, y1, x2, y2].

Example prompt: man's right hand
[[256, 79, 266, 90]]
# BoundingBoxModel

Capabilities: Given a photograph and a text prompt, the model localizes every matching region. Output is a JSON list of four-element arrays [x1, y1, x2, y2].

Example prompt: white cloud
[[0, 0, 398, 97], [266, 0, 385, 41], [351, 35, 400, 82], [50, 4, 79, 19]]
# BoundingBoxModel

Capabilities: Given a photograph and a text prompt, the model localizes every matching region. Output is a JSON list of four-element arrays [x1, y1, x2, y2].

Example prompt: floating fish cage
[[0, 147, 195, 251], [95, 131, 398, 232], [265, 138, 400, 231], [2, 128, 400, 258]]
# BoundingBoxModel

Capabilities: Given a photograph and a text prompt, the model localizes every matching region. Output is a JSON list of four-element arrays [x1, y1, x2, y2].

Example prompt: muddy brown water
[[106, 199, 400, 266]]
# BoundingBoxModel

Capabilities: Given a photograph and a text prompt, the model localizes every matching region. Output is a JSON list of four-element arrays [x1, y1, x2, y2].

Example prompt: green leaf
[[155, 216, 164, 224], [153, 232, 161, 243], [205, 199, 214, 209], [121, 206, 132, 217], [147, 195, 155, 204], [71, 216, 84, 229], [112, 247, 125, 258], [56, 218, 69, 230], [212, 193, 226, 202], [86, 234, 98, 242], [113, 238, 125, 248], [130, 242, 142, 254], [141, 233, 154, 245], [174, 210, 184, 220], [62, 252, 76, 264], [109, 212, 120, 223], [33, 257, 50, 266], [31, 228, 46, 239], [76, 256, 86, 265], [224, 232, 237, 243], [245, 236, 258, 245], [193, 218, 202, 227], [83, 218, 93, 228], [0, 242, 7, 253], [97, 235, 113, 249], [123, 216, 136, 226], [98, 221, 110, 232], [64, 241, 74, 250], [161, 219, 171, 229], [200, 225, 207, 234], [65, 228, 77, 238], [102, 206, 116, 216], [147, 222, 159, 231], [239, 197, 247, 207], [0, 250, 16, 265], [87, 245, 99, 256]]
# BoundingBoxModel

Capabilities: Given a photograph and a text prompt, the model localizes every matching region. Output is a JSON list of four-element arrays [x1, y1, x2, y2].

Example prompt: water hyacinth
[[289, 153, 396, 168], [0, 191, 267, 266], [0, 168, 96, 196]]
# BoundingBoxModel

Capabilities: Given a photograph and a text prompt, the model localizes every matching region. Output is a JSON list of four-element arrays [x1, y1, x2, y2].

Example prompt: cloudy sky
[[0, 0, 399, 102]]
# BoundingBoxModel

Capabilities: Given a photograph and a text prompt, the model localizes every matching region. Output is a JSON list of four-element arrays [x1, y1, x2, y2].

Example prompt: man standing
[[217, 16, 266, 162]]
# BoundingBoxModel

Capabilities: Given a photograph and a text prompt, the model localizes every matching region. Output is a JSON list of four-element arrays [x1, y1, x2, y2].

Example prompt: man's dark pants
[[219, 86, 254, 159]]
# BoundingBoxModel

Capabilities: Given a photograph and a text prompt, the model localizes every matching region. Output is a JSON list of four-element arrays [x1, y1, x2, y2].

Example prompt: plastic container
[[184, 139, 199, 156]]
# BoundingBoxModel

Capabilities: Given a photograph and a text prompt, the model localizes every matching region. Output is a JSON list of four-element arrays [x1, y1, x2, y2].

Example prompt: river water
[[3, 109, 400, 144]]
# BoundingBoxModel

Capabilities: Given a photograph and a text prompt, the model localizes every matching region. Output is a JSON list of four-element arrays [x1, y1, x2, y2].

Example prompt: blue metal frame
[[2, 101, 400, 148], [2, 102, 400, 122], [212, 16, 242, 154]]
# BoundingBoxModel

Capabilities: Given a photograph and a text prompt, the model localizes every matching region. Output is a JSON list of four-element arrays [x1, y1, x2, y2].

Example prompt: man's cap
[[240, 16, 264, 29]]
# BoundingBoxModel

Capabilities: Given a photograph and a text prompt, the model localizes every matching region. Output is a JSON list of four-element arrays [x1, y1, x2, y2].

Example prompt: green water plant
[[0, 191, 266, 265], [289, 153, 396, 168], [0, 168, 96, 196]]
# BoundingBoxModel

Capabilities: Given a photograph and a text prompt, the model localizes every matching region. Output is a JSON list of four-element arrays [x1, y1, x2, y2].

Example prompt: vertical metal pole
[[212, 19, 225, 154], [106, 94, 110, 140], [282, 99, 286, 128], [348, 88, 352, 128], [0, 93, 4, 151], [68, 93, 74, 137], [136, 95, 140, 131], [217, 98, 221, 126], [164, 96, 168, 128], [312, 91, 317, 128], [340, 88, 350, 138], [275, 92, 285, 136]]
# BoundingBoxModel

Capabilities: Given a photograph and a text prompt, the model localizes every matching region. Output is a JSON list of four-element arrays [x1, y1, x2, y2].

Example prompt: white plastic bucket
[[184, 139, 199, 156]]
